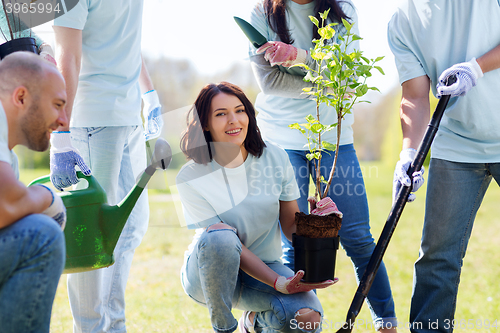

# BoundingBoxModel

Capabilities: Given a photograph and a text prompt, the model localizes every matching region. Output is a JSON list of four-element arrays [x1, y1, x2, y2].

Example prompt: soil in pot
[[295, 211, 342, 238]]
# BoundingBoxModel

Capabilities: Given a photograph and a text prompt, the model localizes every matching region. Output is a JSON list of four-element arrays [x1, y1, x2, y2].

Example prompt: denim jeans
[[410, 158, 500, 332], [68, 126, 149, 333], [284, 145, 397, 330], [181, 228, 324, 333], [0, 214, 65, 333]]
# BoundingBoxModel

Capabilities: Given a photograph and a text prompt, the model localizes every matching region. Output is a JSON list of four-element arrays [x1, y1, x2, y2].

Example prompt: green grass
[[19, 165, 500, 332]]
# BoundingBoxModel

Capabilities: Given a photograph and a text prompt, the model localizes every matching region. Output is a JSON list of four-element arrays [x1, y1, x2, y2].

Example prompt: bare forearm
[[0, 183, 51, 228], [239, 244, 279, 288], [139, 56, 154, 94], [400, 76, 431, 149], [476, 44, 500, 74], [53, 26, 82, 131]]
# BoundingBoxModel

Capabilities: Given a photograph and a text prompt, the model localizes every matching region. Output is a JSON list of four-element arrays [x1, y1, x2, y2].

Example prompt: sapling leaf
[[375, 56, 385, 62], [374, 66, 385, 75], [305, 114, 316, 122], [309, 16, 319, 27]]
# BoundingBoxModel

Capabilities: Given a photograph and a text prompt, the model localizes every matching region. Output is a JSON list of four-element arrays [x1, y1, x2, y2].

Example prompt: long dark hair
[[263, 0, 351, 44], [180, 82, 266, 165]]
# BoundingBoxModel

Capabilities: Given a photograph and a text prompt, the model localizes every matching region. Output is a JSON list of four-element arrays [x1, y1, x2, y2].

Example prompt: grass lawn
[[20, 164, 500, 332]]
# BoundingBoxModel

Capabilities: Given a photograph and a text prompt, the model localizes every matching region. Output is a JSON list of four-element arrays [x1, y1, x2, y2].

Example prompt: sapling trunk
[[322, 109, 342, 199]]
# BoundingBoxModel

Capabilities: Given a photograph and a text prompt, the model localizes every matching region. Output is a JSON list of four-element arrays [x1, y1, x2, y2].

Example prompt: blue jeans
[[69, 126, 149, 333], [284, 145, 397, 330], [181, 228, 324, 333], [0, 214, 65, 333], [410, 158, 500, 332]]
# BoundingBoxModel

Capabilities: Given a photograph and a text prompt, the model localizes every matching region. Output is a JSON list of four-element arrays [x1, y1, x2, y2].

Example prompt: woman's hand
[[257, 41, 308, 67], [274, 270, 338, 294]]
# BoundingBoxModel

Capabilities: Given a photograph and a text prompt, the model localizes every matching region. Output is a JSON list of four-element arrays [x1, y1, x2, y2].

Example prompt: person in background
[[0, 52, 67, 333], [388, 1, 500, 332], [177, 82, 336, 333], [249, 0, 398, 331], [51, 0, 162, 331]]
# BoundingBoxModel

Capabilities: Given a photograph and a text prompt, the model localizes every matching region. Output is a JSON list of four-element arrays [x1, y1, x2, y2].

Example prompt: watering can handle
[[28, 171, 98, 191]]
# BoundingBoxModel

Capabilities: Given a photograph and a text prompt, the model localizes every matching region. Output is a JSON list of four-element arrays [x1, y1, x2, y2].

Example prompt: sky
[[141, 0, 405, 94], [25, 0, 405, 94]]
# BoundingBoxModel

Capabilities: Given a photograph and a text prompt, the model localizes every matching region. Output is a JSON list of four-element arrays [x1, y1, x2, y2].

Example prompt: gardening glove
[[274, 270, 338, 294], [436, 58, 483, 97], [310, 197, 343, 218], [142, 90, 164, 141], [50, 131, 91, 191], [256, 41, 308, 67], [38, 43, 56, 66], [37, 184, 67, 230], [392, 148, 425, 203]]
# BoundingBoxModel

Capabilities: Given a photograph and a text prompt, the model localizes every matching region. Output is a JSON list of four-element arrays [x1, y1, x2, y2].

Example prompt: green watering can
[[29, 138, 172, 274]]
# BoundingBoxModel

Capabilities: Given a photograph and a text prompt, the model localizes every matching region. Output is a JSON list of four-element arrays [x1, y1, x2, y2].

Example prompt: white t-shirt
[[388, 0, 500, 163], [249, 0, 358, 150], [176, 142, 300, 263], [54, 0, 143, 127], [0, 102, 19, 179]]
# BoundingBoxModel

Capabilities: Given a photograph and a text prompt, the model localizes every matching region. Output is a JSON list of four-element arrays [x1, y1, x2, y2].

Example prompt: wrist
[[469, 57, 484, 79], [295, 48, 308, 65], [50, 131, 72, 150], [36, 184, 55, 208], [400, 148, 417, 161]]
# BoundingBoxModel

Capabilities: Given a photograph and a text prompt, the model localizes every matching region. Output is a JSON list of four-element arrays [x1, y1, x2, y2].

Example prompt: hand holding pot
[[274, 270, 338, 294]]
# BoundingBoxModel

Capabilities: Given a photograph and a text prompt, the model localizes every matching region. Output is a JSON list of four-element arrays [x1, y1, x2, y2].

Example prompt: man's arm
[[53, 26, 82, 131], [400, 75, 431, 150], [139, 56, 154, 94], [0, 162, 51, 228], [476, 44, 500, 74]]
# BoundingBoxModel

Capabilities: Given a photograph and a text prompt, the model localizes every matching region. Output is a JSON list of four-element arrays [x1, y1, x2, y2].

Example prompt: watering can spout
[[99, 170, 152, 254], [101, 138, 172, 255]]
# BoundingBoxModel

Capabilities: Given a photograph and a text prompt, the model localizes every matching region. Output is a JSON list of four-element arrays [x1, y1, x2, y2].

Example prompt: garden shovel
[[335, 75, 457, 333]]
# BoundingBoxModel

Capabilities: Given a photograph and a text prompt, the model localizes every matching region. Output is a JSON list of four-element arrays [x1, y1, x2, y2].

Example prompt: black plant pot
[[0, 37, 37, 60], [292, 233, 339, 283]]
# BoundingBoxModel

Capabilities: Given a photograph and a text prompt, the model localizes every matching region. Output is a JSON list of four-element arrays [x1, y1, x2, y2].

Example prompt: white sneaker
[[238, 311, 255, 333]]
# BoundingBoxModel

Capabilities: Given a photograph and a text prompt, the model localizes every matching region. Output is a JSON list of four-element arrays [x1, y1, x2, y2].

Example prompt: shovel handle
[[336, 74, 457, 333]]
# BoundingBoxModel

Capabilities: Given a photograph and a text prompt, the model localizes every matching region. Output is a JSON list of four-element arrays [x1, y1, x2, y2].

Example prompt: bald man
[[0, 52, 68, 333]]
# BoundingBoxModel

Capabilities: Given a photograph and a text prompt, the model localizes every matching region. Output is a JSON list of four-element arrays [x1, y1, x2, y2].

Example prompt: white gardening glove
[[274, 270, 337, 294], [436, 58, 483, 97], [142, 90, 164, 141], [38, 184, 66, 230], [38, 43, 56, 66], [256, 41, 308, 67], [50, 131, 91, 191], [392, 148, 425, 203]]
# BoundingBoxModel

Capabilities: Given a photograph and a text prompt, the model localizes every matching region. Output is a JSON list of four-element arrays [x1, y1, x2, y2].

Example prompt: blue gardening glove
[[38, 184, 67, 230], [50, 131, 91, 191], [142, 90, 163, 141], [436, 58, 484, 97], [392, 148, 425, 203]]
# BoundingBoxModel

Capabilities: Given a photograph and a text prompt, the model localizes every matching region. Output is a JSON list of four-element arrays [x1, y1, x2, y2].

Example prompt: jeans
[[68, 126, 149, 333], [0, 214, 65, 333], [181, 228, 324, 333], [284, 145, 397, 330], [410, 158, 500, 333]]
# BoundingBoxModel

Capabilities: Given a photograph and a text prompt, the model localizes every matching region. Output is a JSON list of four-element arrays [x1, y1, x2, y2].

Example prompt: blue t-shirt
[[0, 102, 19, 179], [249, 0, 358, 150], [54, 0, 143, 127], [176, 142, 300, 263], [388, 0, 500, 163]]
